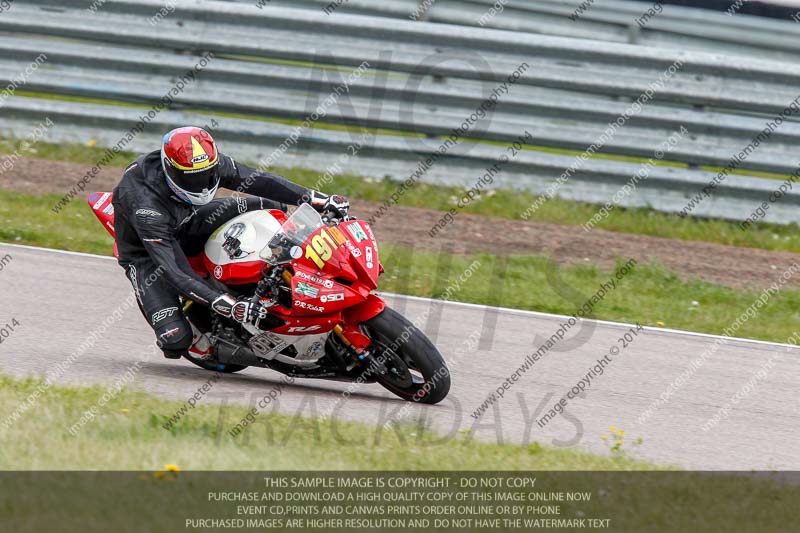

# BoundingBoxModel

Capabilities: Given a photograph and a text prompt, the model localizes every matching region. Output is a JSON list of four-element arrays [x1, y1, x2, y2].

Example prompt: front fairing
[[339, 219, 380, 290], [260, 205, 381, 317], [286, 222, 381, 316], [261, 205, 380, 290]]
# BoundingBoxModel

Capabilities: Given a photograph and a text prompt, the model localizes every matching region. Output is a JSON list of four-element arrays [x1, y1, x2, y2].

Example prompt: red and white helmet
[[161, 126, 220, 205]]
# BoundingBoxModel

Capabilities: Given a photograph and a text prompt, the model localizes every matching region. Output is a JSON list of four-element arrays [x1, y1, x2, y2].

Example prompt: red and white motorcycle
[[89, 192, 450, 404]]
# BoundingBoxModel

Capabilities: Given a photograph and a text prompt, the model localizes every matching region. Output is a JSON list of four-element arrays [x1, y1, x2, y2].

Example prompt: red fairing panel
[[343, 293, 386, 327], [88, 192, 116, 238], [88, 192, 118, 258], [282, 219, 383, 319], [290, 266, 361, 316], [340, 220, 380, 290], [268, 209, 289, 226], [203, 257, 264, 285], [269, 314, 340, 335], [288, 220, 380, 287]]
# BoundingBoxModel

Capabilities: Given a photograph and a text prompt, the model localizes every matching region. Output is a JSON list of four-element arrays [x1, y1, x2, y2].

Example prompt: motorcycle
[[87, 192, 450, 404]]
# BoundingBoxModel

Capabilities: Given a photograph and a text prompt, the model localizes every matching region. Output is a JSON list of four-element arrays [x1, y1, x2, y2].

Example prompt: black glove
[[211, 294, 268, 323], [232, 298, 269, 323], [211, 294, 236, 318], [308, 190, 350, 218]]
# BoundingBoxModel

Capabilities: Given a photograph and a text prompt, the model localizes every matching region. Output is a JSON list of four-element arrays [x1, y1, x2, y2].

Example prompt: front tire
[[362, 307, 450, 405]]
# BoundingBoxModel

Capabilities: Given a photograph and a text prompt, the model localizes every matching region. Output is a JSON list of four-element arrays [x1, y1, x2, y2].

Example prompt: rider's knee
[[156, 322, 193, 352]]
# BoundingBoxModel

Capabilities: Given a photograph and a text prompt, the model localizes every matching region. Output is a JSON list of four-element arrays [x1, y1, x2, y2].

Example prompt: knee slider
[[156, 323, 193, 352]]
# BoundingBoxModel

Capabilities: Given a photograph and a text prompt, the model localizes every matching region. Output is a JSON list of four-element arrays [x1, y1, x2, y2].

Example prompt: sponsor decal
[[295, 301, 325, 312], [296, 270, 322, 283], [236, 197, 247, 214], [364, 223, 378, 253], [320, 292, 344, 303], [102, 204, 114, 216], [93, 192, 110, 210], [347, 221, 368, 242], [346, 241, 362, 257], [295, 282, 319, 298], [293, 340, 326, 362], [212, 295, 233, 314], [127, 265, 142, 305], [213, 265, 223, 279], [305, 228, 344, 270], [327, 226, 348, 245], [365, 246, 374, 269], [303, 341, 325, 361], [249, 331, 289, 358], [365, 223, 376, 242], [159, 327, 181, 340], [191, 153, 210, 165], [296, 270, 334, 288], [135, 208, 162, 218], [287, 325, 322, 333], [151, 307, 178, 324], [290, 246, 303, 259]]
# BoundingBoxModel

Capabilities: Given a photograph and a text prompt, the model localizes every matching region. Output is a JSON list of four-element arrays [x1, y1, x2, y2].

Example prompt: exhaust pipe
[[214, 339, 264, 367]]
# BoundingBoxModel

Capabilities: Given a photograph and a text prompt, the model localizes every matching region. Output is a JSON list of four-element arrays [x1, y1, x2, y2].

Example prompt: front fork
[[333, 294, 388, 375], [331, 324, 390, 378]]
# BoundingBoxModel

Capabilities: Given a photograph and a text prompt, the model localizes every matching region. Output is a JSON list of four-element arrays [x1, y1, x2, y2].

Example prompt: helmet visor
[[168, 161, 220, 194]]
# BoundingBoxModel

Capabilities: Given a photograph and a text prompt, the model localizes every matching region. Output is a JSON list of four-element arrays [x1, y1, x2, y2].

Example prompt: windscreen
[[259, 203, 324, 263]]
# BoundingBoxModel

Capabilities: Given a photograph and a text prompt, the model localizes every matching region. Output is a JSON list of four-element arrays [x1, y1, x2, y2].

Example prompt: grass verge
[[2, 189, 800, 343], [2, 137, 800, 253], [1, 376, 799, 533], [0, 375, 648, 470]]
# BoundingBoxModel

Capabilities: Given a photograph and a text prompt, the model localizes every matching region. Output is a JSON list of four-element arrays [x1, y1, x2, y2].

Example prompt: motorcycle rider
[[112, 126, 349, 359]]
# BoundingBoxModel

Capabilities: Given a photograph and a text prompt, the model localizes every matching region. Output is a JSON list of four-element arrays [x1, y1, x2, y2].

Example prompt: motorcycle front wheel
[[362, 307, 450, 405]]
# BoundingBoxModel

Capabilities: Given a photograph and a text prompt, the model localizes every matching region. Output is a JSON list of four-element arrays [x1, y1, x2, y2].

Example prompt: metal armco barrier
[[255, 0, 800, 62], [3, 0, 800, 224]]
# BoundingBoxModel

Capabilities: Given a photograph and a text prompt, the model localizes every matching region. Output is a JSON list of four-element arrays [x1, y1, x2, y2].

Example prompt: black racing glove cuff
[[211, 294, 236, 318]]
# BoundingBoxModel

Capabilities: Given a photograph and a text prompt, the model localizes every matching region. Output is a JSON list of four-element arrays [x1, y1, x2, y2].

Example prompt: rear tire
[[362, 307, 450, 405], [183, 353, 247, 374]]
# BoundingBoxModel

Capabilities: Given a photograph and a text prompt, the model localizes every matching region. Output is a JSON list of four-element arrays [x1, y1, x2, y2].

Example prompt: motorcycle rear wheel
[[183, 352, 247, 374], [362, 307, 450, 405]]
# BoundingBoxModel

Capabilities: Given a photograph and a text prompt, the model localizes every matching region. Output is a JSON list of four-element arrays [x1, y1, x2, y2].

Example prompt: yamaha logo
[[214, 265, 223, 279]]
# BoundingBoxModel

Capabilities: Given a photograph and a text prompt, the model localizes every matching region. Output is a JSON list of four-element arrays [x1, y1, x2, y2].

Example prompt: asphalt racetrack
[[1, 243, 797, 469]]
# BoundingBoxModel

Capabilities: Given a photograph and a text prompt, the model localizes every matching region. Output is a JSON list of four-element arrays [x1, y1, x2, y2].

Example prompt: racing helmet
[[161, 126, 220, 205]]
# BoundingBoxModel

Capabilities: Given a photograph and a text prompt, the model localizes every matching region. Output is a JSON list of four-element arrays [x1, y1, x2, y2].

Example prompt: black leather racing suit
[[112, 150, 311, 357]]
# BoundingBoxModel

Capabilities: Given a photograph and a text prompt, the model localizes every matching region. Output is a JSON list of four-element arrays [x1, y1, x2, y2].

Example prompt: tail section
[[88, 192, 118, 257]]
